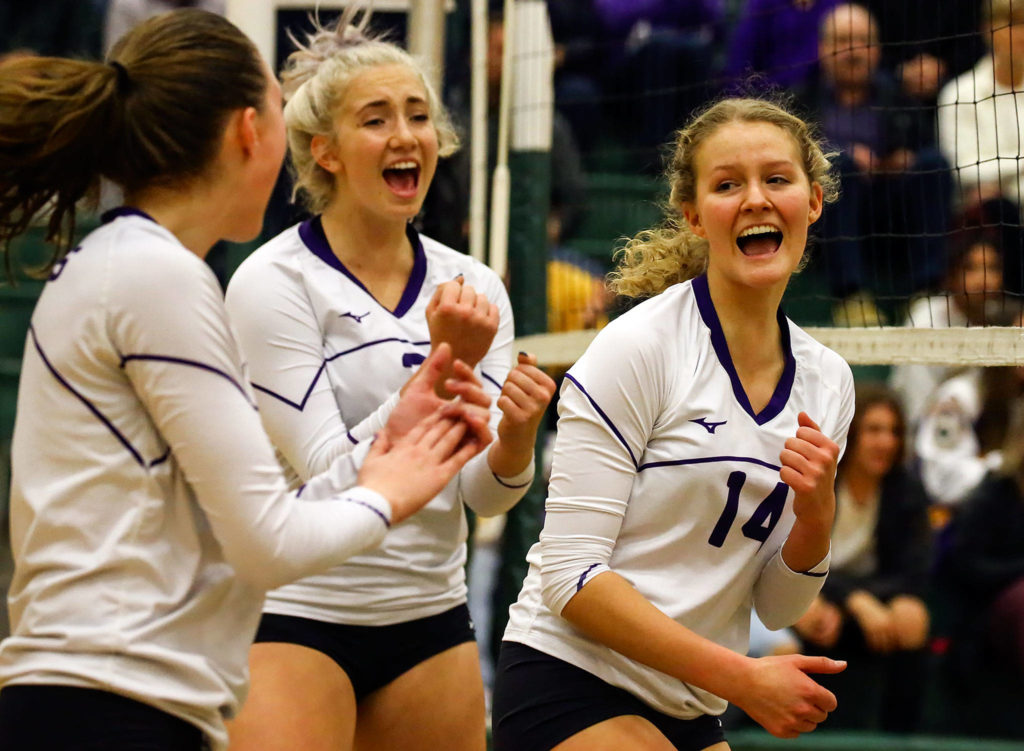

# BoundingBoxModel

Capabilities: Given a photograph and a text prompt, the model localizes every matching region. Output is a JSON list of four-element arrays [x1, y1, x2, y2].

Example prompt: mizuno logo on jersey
[[690, 417, 727, 434], [340, 311, 370, 323]]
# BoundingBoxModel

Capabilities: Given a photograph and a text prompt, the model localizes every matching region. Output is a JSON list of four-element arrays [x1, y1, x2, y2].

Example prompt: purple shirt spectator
[[724, 0, 840, 90], [594, 0, 723, 36]]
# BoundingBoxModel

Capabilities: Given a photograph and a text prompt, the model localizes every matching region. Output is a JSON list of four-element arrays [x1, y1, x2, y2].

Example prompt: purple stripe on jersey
[[638, 455, 782, 472], [347, 498, 391, 528], [149, 447, 172, 468], [691, 274, 796, 426], [250, 338, 430, 411], [798, 569, 827, 578], [563, 373, 638, 470], [120, 354, 257, 409], [347, 431, 358, 445], [298, 217, 427, 319], [101, 206, 157, 225], [30, 326, 147, 468], [482, 371, 502, 391], [577, 563, 601, 591]]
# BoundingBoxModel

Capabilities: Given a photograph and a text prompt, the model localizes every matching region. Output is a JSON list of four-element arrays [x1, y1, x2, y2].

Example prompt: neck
[[706, 271, 786, 365], [320, 202, 413, 276], [127, 183, 225, 258]]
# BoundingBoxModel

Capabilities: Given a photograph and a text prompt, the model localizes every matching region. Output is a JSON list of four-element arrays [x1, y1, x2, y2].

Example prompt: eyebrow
[[708, 160, 798, 173], [356, 95, 428, 113]]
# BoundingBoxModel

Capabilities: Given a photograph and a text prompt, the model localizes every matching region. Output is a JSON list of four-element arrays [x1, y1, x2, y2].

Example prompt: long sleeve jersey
[[504, 275, 854, 719], [225, 218, 532, 626], [0, 210, 395, 749]]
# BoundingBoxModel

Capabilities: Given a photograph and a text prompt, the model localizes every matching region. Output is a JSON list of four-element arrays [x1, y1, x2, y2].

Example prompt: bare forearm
[[487, 436, 534, 477], [560, 571, 752, 700], [781, 517, 831, 573]]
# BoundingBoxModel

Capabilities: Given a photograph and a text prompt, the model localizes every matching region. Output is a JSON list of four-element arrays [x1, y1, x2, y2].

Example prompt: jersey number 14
[[708, 471, 787, 548]]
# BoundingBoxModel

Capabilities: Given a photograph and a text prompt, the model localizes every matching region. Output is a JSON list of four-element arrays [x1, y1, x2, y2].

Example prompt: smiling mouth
[[737, 226, 783, 256], [383, 162, 420, 197]]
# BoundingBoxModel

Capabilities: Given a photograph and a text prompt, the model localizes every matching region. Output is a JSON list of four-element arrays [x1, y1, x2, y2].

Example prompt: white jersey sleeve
[[107, 230, 390, 591], [225, 255, 397, 480]]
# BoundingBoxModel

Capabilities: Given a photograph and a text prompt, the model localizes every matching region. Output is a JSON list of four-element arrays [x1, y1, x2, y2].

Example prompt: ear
[[682, 202, 706, 239], [808, 182, 824, 226], [236, 106, 259, 158], [311, 133, 341, 174]]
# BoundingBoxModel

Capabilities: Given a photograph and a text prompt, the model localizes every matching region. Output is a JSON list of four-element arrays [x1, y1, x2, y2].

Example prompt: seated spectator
[[890, 228, 1006, 426], [865, 0, 983, 107], [723, 0, 841, 93], [793, 383, 932, 732], [0, 1, 103, 58], [795, 3, 952, 320], [548, 0, 610, 160], [937, 0, 1024, 294], [943, 420, 1024, 687], [594, 0, 725, 171]]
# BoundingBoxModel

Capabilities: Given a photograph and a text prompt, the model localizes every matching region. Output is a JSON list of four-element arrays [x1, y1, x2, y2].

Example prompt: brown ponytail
[[0, 9, 268, 277]]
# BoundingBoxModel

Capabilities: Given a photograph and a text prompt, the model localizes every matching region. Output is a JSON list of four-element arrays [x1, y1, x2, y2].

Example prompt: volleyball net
[[500, 0, 1024, 369]]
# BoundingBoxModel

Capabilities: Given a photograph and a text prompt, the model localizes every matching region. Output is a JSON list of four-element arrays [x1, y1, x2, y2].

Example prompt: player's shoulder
[[786, 319, 853, 386], [96, 214, 210, 286], [418, 233, 505, 290], [581, 281, 696, 363], [228, 223, 306, 287]]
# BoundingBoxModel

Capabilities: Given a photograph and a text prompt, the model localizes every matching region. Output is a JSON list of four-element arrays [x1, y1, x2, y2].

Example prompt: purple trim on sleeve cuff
[[347, 498, 391, 528], [492, 471, 532, 489], [576, 563, 601, 592], [797, 569, 828, 578]]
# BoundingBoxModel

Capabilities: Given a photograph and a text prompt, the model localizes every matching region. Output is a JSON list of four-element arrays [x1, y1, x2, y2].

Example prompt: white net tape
[[516, 326, 1024, 369]]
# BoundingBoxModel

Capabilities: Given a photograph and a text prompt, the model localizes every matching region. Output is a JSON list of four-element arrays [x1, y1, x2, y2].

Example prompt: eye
[[363, 117, 385, 127], [714, 180, 737, 192], [411, 112, 430, 123], [767, 175, 791, 185]]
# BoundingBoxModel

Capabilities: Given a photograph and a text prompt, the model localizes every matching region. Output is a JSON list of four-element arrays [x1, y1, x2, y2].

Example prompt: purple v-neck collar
[[299, 216, 427, 319], [691, 274, 796, 425]]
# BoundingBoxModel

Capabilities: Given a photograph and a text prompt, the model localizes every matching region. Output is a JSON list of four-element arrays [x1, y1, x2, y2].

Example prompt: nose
[[389, 117, 416, 149], [742, 181, 771, 212]]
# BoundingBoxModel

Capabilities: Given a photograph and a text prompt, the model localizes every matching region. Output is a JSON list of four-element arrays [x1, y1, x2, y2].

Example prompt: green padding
[[728, 729, 1024, 751], [565, 172, 664, 265]]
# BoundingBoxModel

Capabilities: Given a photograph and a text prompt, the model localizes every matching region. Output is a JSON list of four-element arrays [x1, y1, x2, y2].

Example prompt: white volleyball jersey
[[225, 218, 530, 626], [0, 210, 400, 750], [504, 275, 854, 720]]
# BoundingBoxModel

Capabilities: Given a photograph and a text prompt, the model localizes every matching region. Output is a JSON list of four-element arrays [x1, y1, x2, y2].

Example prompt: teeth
[[387, 161, 418, 170], [739, 224, 780, 238]]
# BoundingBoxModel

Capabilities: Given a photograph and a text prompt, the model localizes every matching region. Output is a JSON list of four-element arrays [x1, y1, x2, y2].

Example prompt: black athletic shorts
[[0, 684, 206, 750], [491, 641, 726, 751], [254, 603, 476, 701]]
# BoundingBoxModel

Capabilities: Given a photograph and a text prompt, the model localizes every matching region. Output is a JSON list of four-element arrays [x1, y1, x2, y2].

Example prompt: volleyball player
[[491, 98, 856, 751], [0, 10, 492, 750], [223, 8, 556, 751]]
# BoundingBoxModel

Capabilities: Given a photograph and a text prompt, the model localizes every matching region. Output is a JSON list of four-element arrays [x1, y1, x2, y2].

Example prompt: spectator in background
[[421, 13, 603, 333], [795, 3, 951, 322], [548, 0, 610, 160], [594, 0, 725, 172], [943, 411, 1024, 686], [0, 1, 104, 59], [723, 0, 841, 93], [793, 384, 932, 733], [104, 0, 226, 54], [889, 229, 1006, 427], [937, 0, 1024, 294]]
